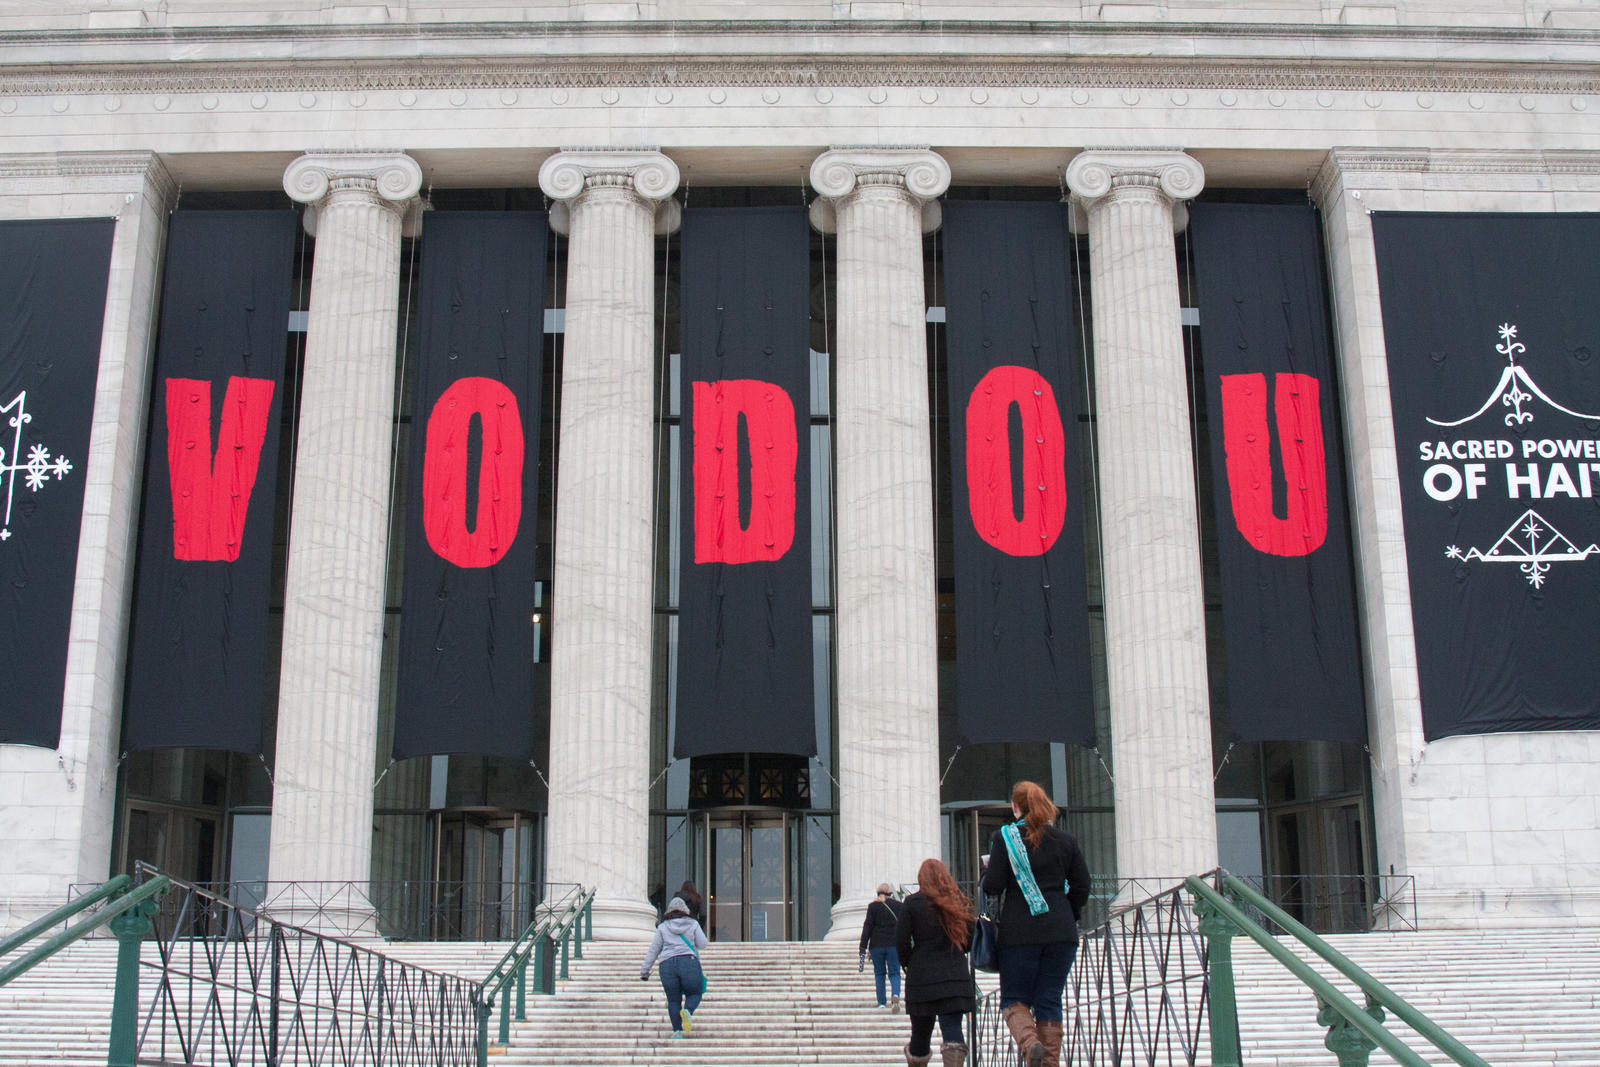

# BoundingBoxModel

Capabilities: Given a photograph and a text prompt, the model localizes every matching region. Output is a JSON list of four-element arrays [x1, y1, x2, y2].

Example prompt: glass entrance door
[[123, 802, 223, 885], [433, 808, 538, 939], [1267, 796, 1370, 932], [947, 806, 1014, 910], [707, 811, 790, 941]]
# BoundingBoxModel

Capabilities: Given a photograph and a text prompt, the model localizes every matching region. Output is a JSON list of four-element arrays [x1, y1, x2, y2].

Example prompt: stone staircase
[[3, 927, 1598, 1065], [417, 940, 989, 1066], [1228, 927, 1600, 1066]]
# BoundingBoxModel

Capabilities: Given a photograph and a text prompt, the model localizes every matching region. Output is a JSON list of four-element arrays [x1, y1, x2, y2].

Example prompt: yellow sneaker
[[681, 1008, 692, 1034]]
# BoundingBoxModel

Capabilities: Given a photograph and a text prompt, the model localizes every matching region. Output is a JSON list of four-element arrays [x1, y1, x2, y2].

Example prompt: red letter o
[[422, 377, 524, 568], [965, 366, 1067, 557]]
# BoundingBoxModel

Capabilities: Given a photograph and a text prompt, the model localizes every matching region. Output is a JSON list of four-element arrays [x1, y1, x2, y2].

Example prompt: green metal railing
[[1189, 872, 1492, 1067], [473, 883, 595, 1066], [0, 871, 172, 1067]]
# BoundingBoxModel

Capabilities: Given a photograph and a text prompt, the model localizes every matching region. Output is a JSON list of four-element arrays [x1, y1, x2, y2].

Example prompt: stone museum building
[[2, 0, 1599, 943]]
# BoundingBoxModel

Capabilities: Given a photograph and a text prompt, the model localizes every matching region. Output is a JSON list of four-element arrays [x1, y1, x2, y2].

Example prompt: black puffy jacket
[[980, 824, 1091, 947]]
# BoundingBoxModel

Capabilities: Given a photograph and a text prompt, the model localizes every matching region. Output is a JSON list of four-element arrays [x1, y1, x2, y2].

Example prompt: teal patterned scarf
[[1000, 820, 1049, 916]]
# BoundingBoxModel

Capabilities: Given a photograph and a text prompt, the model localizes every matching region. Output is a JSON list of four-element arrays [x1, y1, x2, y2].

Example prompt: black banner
[[123, 211, 297, 752], [942, 200, 1095, 746], [394, 212, 548, 760], [1374, 212, 1600, 739], [1189, 203, 1366, 744], [675, 207, 815, 758], [0, 219, 114, 749]]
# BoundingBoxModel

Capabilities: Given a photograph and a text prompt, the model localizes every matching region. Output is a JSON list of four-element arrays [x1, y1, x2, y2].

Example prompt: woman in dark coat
[[979, 780, 1091, 1067], [895, 857, 976, 1067], [859, 882, 905, 1010]]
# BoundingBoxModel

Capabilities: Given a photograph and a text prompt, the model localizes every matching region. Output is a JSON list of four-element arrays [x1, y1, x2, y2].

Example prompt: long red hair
[[916, 858, 974, 951], [1012, 780, 1058, 848]]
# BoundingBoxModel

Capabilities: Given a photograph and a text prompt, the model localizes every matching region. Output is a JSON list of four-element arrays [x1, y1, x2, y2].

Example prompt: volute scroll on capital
[[282, 151, 425, 236], [1065, 149, 1205, 204], [537, 149, 682, 236], [808, 147, 952, 235]]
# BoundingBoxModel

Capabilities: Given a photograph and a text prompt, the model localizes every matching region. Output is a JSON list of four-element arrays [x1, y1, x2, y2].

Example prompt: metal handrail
[[473, 884, 595, 1067], [0, 875, 170, 988], [131, 864, 480, 1067], [1209, 874, 1491, 1067], [0, 873, 133, 960], [71, 876, 551, 941]]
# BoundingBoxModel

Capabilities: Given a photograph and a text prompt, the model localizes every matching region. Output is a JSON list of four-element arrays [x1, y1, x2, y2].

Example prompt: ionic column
[[1066, 149, 1217, 880], [270, 151, 422, 927], [809, 147, 950, 938], [538, 149, 680, 940]]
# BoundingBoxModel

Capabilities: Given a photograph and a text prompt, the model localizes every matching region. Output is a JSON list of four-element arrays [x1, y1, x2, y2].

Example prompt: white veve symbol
[[1, 391, 76, 543], [1446, 509, 1600, 588], [1427, 323, 1600, 428]]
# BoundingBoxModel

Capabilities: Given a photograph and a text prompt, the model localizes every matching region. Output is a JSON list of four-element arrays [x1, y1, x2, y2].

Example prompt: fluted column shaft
[[810, 148, 950, 938], [270, 152, 422, 903], [539, 150, 680, 940], [1066, 149, 1218, 880]]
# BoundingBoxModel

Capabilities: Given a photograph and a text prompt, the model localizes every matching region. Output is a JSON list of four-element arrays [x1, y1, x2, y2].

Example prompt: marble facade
[[2, 2, 1600, 934]]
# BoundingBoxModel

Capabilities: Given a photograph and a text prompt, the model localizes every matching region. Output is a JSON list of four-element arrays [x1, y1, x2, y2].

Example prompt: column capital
[[1065, 148, 1205, 205], [808, 146, 951, 235], [282, 150, 424, 235], [538, 148, 681, 235]]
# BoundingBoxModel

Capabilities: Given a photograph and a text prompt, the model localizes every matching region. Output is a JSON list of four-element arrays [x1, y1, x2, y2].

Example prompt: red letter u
[[1219, 372, 1328, 557], [965, 365, 1067, 557], [692, 379, 798, 564], [422, 377, 524, 568], [166, 376, 275, 562]]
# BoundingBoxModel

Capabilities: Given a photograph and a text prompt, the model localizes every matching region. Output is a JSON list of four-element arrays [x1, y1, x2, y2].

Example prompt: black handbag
[[970, 913, 1000, 973]]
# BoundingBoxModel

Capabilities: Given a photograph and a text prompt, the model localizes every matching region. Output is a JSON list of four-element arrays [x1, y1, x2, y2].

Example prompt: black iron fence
[[130, 864, 482, 1066], [970, 871, 1418, 1066]]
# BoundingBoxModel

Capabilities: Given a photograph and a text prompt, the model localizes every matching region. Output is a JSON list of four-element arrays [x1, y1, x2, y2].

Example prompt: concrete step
[[5, 928, 1600, 1066]]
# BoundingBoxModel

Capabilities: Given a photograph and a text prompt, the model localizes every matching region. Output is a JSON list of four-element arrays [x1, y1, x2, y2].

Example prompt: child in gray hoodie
[[640, 896, 709, 1037]]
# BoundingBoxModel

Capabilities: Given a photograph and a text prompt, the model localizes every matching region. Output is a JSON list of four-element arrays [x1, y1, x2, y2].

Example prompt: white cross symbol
[[1, 391, 75, 542]]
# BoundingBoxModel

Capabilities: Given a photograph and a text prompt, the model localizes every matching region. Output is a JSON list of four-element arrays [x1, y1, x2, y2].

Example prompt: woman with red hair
[[979, 780, 1091, 1067], [894, 857, 977, 1067]]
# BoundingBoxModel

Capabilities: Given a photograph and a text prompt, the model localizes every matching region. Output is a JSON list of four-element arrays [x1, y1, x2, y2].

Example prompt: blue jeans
[[997, 941, 1078, 1023], [659, 954, 703, 1029], [870, 945, 902, 1004]]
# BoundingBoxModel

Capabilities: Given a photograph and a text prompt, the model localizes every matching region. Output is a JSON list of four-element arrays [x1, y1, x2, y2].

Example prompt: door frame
[[701, 808, 792, 942], [1265, 792, 1372, 932]]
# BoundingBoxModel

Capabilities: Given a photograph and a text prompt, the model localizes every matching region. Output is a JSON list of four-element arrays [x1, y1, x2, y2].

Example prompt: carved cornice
[[1312, 147, 1600, 205], [1, 56, 1598, 98], [0, 149, 167, 180], [1325, 147, 1600, 176], [0, 149, 177, 203]]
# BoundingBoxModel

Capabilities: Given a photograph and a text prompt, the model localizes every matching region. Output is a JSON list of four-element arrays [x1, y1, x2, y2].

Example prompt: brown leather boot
[[1036, 1020, 1063, 1067], [903, 1044, 932, 1067], [940, 1041, 968, 1067], [1002, 1003, 1045, 1067]]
